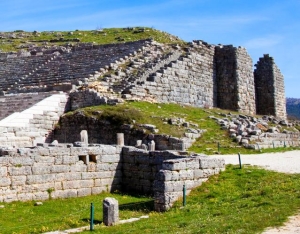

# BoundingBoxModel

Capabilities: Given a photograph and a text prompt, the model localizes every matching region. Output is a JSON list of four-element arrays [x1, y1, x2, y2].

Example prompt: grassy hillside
[[0, 27, 185, 52], [68, 101, 300, 155]]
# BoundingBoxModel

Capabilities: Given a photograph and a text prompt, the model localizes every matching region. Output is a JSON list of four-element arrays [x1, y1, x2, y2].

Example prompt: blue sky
[[1, 0, 299, 97]]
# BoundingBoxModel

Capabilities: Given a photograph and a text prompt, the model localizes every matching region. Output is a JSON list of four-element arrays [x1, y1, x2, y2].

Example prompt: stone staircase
[[0, 93, 68, 147], [0, 93, 51, 120]]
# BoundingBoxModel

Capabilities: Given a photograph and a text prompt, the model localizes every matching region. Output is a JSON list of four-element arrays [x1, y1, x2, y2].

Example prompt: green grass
[[0, 28, 186, 52], [66, 101, 300, 155], [1, 166, 300, 234], [83, 166, 300, 234], [0, 192, 153, 234]]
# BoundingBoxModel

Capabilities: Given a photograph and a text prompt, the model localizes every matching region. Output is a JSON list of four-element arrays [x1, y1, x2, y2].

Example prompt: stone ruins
[[0, 36, 290, 209]]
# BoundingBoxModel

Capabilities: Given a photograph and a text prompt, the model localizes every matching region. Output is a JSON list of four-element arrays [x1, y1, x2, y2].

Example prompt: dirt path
[[212, 151, 300, 233]]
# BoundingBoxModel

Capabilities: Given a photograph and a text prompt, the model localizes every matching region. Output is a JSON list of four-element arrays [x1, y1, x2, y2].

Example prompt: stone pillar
[[80, 130, 88, 144], [103, 197, 119, 226], [148, 140, 155, 151], [117, 133, 124, 146]]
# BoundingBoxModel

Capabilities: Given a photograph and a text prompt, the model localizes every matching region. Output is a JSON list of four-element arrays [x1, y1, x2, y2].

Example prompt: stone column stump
[[103, 197, 119, 226], [117, 133, 124, 146]]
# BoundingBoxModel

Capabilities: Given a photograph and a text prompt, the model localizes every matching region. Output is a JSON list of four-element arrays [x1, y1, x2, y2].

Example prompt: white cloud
[[244, 35, 283, 49]]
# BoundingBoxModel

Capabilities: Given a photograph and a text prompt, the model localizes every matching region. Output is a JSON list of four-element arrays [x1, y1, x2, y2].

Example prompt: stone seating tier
[[0, 40, 152, 94], [0, 93, 52, 120]]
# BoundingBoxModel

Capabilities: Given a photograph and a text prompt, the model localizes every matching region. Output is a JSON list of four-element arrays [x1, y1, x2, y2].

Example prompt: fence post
[[183, 184, 186, 206], [90, 203, 94, 231], [218, 142, 220, 152], [238, 152, 242, 169]]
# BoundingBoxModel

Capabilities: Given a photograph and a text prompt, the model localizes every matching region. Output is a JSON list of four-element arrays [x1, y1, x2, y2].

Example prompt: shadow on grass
[[119, 200, 154, 212], [81, 218, 103, 225]]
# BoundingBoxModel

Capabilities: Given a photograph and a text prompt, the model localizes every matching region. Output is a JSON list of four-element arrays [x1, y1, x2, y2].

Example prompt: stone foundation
[[0, 144, 224, 211]]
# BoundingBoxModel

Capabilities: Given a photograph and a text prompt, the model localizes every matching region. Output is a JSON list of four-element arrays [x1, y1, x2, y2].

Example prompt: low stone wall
[[255, 132, 300, 149], [122, 147, 185, 194], [154, 155, 224, 211], [0, 145, 123, 202], [0, 144, 225, 212]]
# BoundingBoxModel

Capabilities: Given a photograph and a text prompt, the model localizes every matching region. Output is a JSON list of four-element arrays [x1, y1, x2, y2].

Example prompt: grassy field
[[1, 166, 300, 234], [0, 27, 185, 52]]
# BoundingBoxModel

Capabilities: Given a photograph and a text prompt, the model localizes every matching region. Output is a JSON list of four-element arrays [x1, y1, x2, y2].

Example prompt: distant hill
[[286, 98, 300, 120]]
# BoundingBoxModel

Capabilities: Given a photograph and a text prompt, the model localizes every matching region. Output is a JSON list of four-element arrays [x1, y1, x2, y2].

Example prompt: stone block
[[157, 170, 179, 181], [54, 189, 77, 199], [55, 172, 81, 181], [102, 145, 118, 155], [32, 165, 51, 175], [164, 181, 184, 192], [0, 177, 11, 187], [0, 167, 7, 176], [103, 197, 119, 226], [8, 166, 32, 176], [11, 176, 26, 186], [3, 193, 18, 202], [79, 180, 94, 188], [100, 154, 121, 163], [199, 157, 225, 169], [51, 165, 70, 173], [62, 156, 78, 164], [77, 188, 92, 197], [33, 192, 49, 201], [162, 158, 187, 171], [26, 174, 56, 184], [194, 169, 204, 179], [62, 180, 81, 189], [9, 157, 34, 166], [179, 170, 194, 180], [96, 163, 121, 171], [17, 193, 34, 201], [92, 187, 107, 194], [33, 156, 54, 164]]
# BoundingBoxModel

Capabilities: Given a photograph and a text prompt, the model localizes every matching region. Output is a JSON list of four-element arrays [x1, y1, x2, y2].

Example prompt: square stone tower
[[254, 54, 286, 119], [215, 45, 256, 115]]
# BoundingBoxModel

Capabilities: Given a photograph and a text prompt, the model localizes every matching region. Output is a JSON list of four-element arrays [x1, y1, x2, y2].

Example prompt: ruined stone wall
[[154, 156, 224, 211], [53, 113, 191, 151], [0, 145, 225, 212], [0, 39, 287, 119], [69, 89, 112, 110], [215, 46, 256, 115], [119, 146, 225, 211], [130, 41, 216, 108], [254, 54, 286, 119], [0, 145, 123, 202], [121, 147, 183, 194], [273, 62, 287, 119]]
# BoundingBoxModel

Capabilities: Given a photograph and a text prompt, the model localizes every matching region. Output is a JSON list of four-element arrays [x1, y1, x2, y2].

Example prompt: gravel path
[[211, 151, 300, 233]]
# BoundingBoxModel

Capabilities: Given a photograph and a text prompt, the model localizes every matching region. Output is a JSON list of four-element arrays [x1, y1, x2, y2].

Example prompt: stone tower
[[254, 54, 286, 119], [215, 45, 256, 115]]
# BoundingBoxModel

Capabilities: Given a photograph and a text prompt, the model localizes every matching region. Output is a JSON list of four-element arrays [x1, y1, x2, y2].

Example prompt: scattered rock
[[34, 202, 43, 206]]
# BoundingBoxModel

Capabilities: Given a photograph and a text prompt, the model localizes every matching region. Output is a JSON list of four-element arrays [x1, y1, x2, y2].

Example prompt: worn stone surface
[[103, 197, 119, 226]]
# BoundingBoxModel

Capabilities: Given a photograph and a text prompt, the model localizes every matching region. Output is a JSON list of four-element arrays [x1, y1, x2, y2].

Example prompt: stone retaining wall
[[0, 144, 225, 211], [0, 145, 123, 202], [154, 155, 224, 211]]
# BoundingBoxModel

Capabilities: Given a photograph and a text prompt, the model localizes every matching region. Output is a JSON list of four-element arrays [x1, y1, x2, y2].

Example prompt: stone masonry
[[215, 45, 256, 115], [0, 144, 225, 212], [0, 38, 287, 120], [254, 54, 286, 119]]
